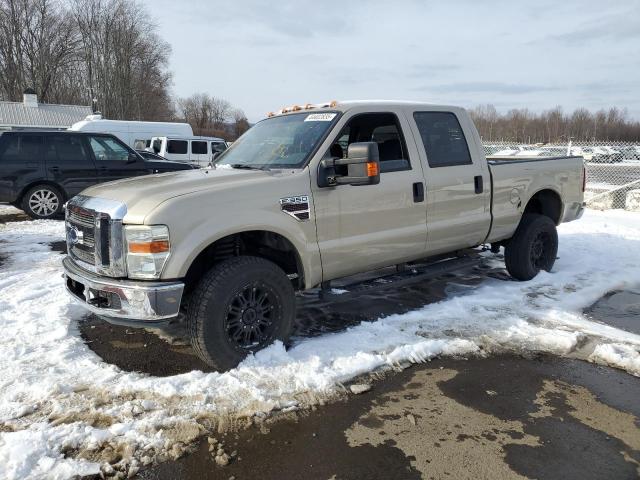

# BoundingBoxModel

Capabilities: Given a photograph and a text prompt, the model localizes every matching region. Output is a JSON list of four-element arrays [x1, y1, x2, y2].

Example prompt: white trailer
[[68, 114, 193, 149]]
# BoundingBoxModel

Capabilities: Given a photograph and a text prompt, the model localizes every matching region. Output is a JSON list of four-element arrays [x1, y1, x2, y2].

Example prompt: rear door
[[86, 134, 148, 183], [45, 134, 97, 196], [0, 133, 45, 202], [165, 139, 189, 163], [408, 110, 491, 254], [311, 109, 428, 280], [190, 140, 208, 166]]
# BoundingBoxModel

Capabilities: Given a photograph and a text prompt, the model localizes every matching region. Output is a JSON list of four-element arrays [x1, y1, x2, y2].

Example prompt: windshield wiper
[[228, 164, 266, 171]]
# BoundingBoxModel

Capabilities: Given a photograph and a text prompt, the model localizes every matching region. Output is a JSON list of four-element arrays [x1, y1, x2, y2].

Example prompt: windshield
[[214, 111, 339, 169]]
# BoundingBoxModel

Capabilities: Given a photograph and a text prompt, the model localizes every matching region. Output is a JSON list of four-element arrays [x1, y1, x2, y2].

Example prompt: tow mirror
[[318, 141, 380, 187]]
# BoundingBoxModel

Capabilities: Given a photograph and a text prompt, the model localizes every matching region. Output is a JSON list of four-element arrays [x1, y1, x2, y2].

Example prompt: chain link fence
[[482, 141, 640, 210]]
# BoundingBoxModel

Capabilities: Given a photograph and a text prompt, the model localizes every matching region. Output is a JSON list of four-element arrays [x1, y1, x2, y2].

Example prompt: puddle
[[585, 288, 640, 335]]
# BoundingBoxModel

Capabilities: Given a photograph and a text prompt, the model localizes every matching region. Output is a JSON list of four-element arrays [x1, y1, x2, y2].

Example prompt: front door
[[190, 140, 209, 166], [86, 134, 147, 183], [311, 110, 428, 281]]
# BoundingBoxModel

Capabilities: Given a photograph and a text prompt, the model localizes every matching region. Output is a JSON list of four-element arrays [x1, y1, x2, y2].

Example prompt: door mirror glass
[[318, 142, 380, 187]]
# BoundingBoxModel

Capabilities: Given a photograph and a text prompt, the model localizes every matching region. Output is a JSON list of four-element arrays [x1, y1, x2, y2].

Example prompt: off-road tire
[[21, 184, 64, 219], [187, 256, 295, 371], [504, 213, 558, 281]]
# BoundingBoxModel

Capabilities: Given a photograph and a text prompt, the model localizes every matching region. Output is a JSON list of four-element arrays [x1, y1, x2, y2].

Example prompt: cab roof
[[267, 100, 466, 119]]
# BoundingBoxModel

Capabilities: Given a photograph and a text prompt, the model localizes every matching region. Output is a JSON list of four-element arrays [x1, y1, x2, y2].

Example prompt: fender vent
[[280, 195, 310, 221]]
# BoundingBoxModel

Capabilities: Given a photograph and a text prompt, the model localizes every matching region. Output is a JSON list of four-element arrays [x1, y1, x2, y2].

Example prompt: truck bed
[[486, 155, 585, 243]]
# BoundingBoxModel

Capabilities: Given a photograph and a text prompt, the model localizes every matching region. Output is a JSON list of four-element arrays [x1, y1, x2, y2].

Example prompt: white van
[[149, 136, 228, 166], [69, 114, 193, 150]]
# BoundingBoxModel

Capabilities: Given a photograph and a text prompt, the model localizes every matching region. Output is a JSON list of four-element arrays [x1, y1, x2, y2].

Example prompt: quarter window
[[0, 135, 42, 161], [167, 140, 188, 154], [191, 141, 207, 154], [413, 112, 472, 167], [89, 136, 130, 161]]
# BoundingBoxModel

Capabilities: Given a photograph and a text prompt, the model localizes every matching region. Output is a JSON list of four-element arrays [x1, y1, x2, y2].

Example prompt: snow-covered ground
[[1, 205, 640, 479]]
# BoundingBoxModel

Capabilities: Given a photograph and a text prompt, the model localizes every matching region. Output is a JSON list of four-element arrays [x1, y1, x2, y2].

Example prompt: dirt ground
[[137, 355, 640, 480]]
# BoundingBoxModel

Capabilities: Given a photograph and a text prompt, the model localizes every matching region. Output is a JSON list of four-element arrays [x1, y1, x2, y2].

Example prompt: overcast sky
[[149, 0, 640, 122]]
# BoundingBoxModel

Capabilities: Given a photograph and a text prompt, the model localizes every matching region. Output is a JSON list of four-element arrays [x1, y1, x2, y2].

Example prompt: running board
[[319, 254, 480, 302]]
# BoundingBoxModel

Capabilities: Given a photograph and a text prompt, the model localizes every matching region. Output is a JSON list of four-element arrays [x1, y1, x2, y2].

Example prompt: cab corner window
[[325, 112, 410, 173], [413, 112, 472, 168]]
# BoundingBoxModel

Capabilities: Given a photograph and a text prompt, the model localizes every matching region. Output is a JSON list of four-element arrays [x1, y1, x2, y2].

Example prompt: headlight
[[124, 225, 170, 279]]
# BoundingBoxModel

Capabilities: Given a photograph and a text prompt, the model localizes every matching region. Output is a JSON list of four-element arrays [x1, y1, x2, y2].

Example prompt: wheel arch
[[18, 180, 67, 205], [522, 188, 563, 225], [181, 229, 306, 294]]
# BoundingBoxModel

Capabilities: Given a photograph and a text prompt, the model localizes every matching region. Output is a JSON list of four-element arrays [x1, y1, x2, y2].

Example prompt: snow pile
[[1, 206, 640, 478]]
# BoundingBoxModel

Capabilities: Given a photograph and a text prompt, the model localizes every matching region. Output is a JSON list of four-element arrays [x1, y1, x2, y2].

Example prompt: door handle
[[474, 175, 483, 194], [413, 182, 424, 202]]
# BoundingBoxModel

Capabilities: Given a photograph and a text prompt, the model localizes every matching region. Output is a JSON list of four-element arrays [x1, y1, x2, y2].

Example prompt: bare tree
[[0, 0, 174, 120], [0, 0, 77, 102], [231, 108, 250, 138], [176, 93, 239, 137], [471, 104, 640, 142]]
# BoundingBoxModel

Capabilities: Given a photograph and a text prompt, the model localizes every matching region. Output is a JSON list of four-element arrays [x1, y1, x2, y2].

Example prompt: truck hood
[[80, 167, 283, 223]]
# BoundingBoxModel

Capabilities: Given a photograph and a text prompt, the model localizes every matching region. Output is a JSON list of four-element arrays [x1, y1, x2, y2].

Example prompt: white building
[[0, 88, 92, 131]]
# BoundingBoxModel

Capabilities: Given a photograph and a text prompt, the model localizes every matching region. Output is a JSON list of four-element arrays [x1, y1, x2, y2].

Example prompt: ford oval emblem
[[67, 226, 84, 246]]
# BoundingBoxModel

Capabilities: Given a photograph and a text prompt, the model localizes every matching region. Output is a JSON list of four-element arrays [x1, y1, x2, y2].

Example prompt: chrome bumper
[[63, 256, 184, 322]]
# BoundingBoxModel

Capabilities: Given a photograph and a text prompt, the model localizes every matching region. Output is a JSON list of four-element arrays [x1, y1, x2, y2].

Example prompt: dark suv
[[0, 131, 195, 219]]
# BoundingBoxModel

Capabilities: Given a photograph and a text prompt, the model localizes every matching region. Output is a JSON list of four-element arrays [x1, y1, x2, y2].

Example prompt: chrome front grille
[[68, 208, 95, 228], [65, 195, 128, 277], [66, 206, 97, 266]]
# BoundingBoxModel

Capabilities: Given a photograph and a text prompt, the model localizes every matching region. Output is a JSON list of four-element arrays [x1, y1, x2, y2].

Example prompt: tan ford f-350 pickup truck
[[62, 101, 585, 370]]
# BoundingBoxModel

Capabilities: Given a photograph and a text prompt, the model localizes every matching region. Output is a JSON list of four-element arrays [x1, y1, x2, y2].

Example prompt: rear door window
[[167, 140, 188, 154], [0, 134, 42, 162], [413, 112, 472, 167], [48, 135, 91, 163], [191, 141, 207, 154], [88, 136, 130, 161]]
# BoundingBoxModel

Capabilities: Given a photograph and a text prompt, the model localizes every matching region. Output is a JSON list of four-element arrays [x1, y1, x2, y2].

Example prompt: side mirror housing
[[128, 152, 139, 163], [318, 141, 380, 187]]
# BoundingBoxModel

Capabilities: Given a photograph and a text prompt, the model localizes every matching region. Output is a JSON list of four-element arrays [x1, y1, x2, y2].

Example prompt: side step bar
[[319, 254, 480, 302]]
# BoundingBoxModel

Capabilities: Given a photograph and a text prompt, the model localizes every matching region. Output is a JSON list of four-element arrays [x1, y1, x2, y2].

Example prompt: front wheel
[[504, 213, 558, 281], [22, 184, 64, 219], [187, 256, 296, 371]]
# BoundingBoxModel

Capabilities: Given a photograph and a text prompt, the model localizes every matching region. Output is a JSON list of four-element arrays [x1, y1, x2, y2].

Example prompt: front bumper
[[63, 256, 184, 323]]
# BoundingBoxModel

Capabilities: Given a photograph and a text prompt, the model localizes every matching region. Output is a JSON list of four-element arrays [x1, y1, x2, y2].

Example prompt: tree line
[[470, 104, 640, 143], [0, 0, 249, 139]]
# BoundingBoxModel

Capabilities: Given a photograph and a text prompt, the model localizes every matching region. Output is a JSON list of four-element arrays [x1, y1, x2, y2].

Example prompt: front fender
[[158, 207, 322, 289]]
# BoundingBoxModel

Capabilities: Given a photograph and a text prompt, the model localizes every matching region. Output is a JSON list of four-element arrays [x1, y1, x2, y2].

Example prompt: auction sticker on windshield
[[304, 113, 337, 122]]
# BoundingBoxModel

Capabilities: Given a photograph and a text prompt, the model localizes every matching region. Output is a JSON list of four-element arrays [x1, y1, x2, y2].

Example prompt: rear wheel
[[504, 214, 558, 281], [187, 256, 295, 371], [22, 184, 64, 219]]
